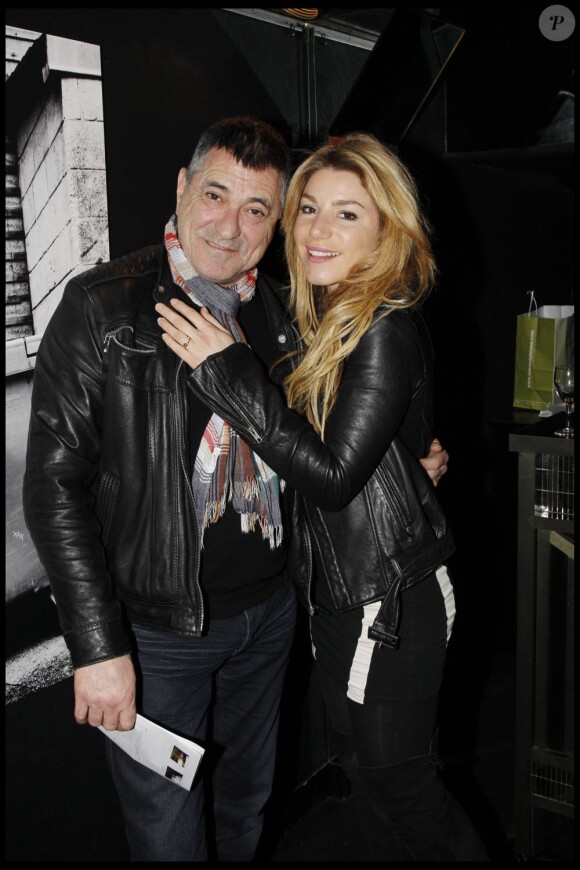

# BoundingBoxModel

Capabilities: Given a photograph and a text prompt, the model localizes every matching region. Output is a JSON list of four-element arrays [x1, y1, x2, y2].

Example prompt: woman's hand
[[155, 298, 235, 369], [420, 438, 449, 486]]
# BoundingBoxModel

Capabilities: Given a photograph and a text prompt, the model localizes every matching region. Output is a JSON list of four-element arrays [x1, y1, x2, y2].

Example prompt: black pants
[[311, 569, 489, 861]]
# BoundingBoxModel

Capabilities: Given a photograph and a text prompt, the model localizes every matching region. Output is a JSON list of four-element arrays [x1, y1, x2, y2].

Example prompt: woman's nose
[[309, 214, 331, 239]]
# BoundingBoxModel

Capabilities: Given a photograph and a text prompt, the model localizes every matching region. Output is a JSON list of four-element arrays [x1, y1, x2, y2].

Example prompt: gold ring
[[181, 336, 191, 348]]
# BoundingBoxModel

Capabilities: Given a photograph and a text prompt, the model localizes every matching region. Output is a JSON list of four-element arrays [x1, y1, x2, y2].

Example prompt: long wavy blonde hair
[[280, 132, 436, 438]]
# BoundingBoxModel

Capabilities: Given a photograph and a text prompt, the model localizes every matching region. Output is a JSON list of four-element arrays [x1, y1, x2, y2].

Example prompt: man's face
[[175, 148, 282, 286]]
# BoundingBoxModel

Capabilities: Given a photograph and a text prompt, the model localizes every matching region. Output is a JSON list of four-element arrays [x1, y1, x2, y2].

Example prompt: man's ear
[[176, 167, 188, 206]]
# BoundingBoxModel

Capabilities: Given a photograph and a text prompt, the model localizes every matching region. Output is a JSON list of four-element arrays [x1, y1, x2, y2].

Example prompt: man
[[23, 116, 448, 862]]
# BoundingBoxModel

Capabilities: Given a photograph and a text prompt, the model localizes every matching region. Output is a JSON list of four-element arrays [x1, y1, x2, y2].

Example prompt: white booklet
[[100, 713, 205, 791]]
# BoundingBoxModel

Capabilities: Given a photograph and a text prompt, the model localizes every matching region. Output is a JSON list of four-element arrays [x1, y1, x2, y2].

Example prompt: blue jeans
[[105, 581, 297, 862]]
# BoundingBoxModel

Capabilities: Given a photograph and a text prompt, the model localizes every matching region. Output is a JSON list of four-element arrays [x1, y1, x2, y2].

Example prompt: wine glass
[[554, 364, 574, 437]]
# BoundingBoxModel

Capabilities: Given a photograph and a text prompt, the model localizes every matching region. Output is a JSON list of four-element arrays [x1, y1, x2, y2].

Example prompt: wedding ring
[[181, 336, 191, 349]]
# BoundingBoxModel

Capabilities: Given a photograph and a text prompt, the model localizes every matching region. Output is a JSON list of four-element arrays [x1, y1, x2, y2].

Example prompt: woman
[[155, 133, 488, 861]]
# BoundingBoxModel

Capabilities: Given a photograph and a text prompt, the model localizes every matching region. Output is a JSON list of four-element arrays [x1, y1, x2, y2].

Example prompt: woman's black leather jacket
[[22, 244, 295, 668], [187, 306, 455, 649]]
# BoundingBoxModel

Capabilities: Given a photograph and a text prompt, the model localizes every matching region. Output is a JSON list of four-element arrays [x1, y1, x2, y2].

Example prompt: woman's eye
[[340, 211, 357, 221]]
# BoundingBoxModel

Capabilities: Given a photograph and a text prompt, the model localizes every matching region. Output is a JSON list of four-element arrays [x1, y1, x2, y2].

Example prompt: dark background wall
[[5, 7, 574, 862]]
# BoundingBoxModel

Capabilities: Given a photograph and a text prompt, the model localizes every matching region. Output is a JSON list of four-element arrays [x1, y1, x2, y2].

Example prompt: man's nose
[[214, 207, 241, 239]]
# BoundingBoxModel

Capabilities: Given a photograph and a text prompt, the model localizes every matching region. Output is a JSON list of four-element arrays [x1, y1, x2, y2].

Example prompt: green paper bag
[[513, 295, 574, 410]]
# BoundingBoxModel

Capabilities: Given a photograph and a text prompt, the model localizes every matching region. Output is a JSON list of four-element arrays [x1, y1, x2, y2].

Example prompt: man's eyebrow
[[203, 178, 228, 192], [251, 197, 273, 211], [203, 178, 273, 212]]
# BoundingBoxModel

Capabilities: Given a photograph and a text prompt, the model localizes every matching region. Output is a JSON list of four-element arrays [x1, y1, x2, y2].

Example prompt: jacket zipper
[[301, 506, 316, 615], [102, 325, 156, 371], [103, 325, 156, 353], [175, 358, 204, 630], [97, 471, 120, 544], [375, 464, 413, 533]]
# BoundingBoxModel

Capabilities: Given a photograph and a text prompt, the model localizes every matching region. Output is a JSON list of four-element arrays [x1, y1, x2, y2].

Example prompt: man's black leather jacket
[[23, 245, 296, 668], [188, 306, 455, 649]]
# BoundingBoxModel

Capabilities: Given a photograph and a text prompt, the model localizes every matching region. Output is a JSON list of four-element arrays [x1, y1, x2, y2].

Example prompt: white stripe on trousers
[[347, 565, 455, 705]]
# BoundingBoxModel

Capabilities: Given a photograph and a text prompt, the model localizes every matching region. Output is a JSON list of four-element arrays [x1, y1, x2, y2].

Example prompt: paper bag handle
[[527, 290, 538, 316]]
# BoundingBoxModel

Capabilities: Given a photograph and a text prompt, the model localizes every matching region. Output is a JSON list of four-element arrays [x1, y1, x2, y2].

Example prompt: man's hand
[[73, 654, 137, 731], [420, 438, 449, 487]]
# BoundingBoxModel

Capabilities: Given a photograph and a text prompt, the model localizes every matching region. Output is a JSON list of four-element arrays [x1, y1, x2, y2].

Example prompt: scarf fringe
[[241, 513, 285, 550]]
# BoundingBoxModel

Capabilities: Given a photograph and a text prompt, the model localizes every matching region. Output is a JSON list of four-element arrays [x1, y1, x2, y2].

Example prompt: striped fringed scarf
[[164, 214, 285, 549]]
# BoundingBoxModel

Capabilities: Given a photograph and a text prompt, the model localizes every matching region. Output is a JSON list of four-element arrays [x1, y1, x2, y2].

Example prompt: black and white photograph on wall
[[6, 30, 104, 704], [5, 8, 574, 863]]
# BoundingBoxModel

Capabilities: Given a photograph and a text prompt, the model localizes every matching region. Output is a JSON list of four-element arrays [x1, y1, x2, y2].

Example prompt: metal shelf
[[509, 417, 574, 860]]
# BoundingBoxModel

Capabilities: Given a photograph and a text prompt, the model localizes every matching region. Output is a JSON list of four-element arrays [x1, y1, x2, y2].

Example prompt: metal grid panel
[[534, 453, 575, 520], [530, 758, 574, 808]]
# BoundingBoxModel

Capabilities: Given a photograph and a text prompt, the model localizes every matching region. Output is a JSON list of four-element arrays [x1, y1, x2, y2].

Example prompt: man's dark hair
[[186, 116, 292, 204]]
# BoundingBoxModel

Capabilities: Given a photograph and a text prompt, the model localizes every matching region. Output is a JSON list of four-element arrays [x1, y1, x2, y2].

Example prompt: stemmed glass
[[554, 365, 574, 438]]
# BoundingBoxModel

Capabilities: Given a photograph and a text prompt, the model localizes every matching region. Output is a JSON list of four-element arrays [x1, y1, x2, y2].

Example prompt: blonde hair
[[280, 132, 436, 438]]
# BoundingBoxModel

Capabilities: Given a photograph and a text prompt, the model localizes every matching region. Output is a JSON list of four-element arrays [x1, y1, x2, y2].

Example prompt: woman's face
[[293, 168, 381, 292]]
